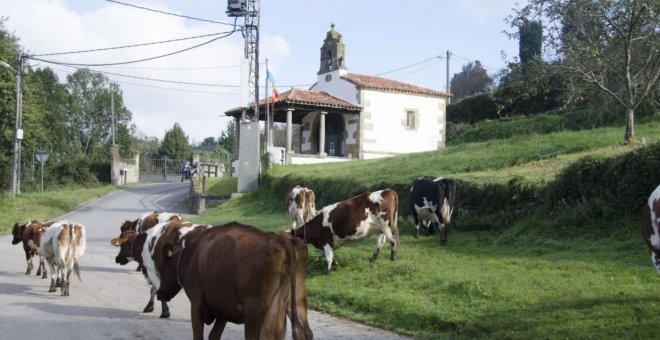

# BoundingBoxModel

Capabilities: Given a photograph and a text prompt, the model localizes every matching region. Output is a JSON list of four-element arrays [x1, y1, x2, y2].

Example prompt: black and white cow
[[408, 176, 456, 244]]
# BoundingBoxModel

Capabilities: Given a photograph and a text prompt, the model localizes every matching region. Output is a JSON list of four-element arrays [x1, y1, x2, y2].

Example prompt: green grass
[[191, 120, 660, 339], [200, 176, 237, 196], [0, 185, 117, 234]]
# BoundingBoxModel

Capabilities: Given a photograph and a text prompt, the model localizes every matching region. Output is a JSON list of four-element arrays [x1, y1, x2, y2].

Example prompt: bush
[[447, 93, 499, 124]]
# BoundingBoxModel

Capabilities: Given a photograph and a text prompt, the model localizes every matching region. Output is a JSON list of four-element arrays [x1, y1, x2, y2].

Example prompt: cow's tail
[[286, 237, 313, 340]]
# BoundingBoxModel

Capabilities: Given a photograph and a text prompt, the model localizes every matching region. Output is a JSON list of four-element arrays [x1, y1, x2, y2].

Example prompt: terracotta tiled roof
[[342, 73, 450, 98], [224, 88, 360, 115], [278, 88, 361, 110]]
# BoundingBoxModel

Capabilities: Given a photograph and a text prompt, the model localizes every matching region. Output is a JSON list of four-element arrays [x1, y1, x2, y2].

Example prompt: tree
[[512, 0, 660, 143], [159, 123, 191, 160], [450, 61, 494, 101], [218, 119, 236, 155], [200, 136, 217, 147]]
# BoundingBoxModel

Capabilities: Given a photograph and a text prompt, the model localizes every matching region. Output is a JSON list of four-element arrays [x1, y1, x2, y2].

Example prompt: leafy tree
[[512, 0, 660, 143], [519, 20, 543, 66], [218, 119, 236, 155], [200, 136, 217, 147], [0, 19, 21, 190], [159, 123, 191, 160], [450, 61, 494, 101]]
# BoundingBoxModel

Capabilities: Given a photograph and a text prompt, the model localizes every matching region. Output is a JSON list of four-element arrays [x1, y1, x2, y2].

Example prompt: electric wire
[[376, 55, 441, 76], [450, 52, 500, 72], [105, 0, 234, 26], [31, 31, 235, 57], [28, 29, 237, 67]]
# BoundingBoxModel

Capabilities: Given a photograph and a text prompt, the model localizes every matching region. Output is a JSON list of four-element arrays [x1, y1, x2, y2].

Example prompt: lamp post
[[1, 54, 25, 197], [35, 149, 49, 199]]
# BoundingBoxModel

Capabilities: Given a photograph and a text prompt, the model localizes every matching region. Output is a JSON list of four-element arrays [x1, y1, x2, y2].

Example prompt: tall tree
[[450, 61, 494, 101], [0, 19, 21, 190], [218, 119, 236, 155], [159, 123, 191, 160], [512, 0, 660, 143]]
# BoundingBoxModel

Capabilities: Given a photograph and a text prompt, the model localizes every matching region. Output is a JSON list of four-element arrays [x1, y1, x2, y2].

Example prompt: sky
[[1, 0, 523, 144]]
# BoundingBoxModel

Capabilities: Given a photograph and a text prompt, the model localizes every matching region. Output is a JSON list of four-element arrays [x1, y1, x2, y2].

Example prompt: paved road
[[0, 183, 410, 339]]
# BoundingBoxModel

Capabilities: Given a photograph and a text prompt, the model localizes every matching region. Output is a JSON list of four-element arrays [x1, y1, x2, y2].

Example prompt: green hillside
[[193, 118, 660, 339]]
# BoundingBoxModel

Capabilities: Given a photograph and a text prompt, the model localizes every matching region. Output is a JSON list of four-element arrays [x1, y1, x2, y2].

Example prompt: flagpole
[[265, 59, 270, 149]]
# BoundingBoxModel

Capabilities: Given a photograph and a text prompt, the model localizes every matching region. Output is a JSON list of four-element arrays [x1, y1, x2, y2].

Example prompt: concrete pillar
[[286, 108, 294, 153], [319, 111, 327, 156]]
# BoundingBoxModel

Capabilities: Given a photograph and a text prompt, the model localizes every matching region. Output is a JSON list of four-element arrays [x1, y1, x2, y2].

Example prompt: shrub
[[447, 93, 499, 124]]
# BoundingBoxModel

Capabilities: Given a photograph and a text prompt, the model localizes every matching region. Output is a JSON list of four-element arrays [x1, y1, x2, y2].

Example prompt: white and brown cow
[[119, 211, 183, 234], [41, 221, 86, 296], [291, 189, 400, 273], [11, 220, 50, 278], [642, 184, 660, 272], [119, 211, 183, 272], [409, 176, 456, 244], [286, 186, 317, 230]]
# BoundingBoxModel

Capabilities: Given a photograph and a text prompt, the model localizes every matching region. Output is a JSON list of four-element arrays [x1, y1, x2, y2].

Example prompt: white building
[[226, 24, 450, 165]]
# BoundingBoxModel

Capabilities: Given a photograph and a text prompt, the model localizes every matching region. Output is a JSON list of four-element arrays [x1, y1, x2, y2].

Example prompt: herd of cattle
[[9, 177, 660, 339]]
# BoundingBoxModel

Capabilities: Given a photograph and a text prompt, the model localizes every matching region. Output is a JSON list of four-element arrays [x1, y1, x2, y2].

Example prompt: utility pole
[[446, 50, 451, 104], [110, 85, 116, 145], [11, 53, 25, 197]]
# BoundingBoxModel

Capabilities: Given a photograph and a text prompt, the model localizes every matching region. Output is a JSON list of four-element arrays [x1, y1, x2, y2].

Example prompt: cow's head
[[111, 230, 138, 265], [156, 241, 184, 302], [11, 222, 24, 245], [119, 219, 138, 233]]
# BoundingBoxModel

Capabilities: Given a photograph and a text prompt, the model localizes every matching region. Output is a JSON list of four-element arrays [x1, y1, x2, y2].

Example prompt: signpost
[[35, 149, 48, 199]]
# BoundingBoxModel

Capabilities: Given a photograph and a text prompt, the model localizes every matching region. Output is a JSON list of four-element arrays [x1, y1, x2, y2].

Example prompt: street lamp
[[1, 54, 25, 197], [35, 149, 49, 199]]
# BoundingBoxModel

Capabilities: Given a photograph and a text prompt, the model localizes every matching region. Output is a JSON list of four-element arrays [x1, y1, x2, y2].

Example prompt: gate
[[140, 157, 186, 183]]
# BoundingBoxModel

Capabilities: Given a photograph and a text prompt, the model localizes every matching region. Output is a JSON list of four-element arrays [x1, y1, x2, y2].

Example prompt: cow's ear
[[164, 242, 174, 259], [110, 238, 124, 247]]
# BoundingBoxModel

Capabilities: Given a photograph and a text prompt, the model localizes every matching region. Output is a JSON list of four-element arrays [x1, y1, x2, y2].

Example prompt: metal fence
[[140, 157, 186, 183]]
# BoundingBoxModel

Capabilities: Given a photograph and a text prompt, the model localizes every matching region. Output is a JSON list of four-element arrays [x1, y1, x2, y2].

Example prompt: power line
[[389, 60, 444, 79], [376, 55, 441, 76], [105, 0, 234, 26], [31, 31, 234, 57], [28, 29, 237, 67], [450, 52, 500, 72]]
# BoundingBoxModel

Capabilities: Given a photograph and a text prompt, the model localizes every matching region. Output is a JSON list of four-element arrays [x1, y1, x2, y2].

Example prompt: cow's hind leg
[[208, 319, 227, 340], [439, 223, 448, 245], [370, 234, 387, 262], [190, 302, 206, 340], [143, 285, 155, 313], [159, 301, 170, 318], [38, 256, 47, 278]]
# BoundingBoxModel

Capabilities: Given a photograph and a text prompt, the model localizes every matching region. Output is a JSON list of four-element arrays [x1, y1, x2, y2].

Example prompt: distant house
[[225, 24, 450, 165]]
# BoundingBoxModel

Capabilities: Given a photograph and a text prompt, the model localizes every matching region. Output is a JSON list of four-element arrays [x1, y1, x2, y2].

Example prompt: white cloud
[[1, 0, 290, 141]]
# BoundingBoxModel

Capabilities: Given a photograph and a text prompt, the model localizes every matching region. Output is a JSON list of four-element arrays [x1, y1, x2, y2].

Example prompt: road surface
[[0, 183, 410, 339]]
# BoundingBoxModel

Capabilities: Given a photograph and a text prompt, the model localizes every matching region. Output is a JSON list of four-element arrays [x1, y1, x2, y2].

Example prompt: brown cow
[[285, 186, 317, 230], [642, 185, 660, 272], [291, 189, 399, 273], [11, 220, 54, 278], [154, 222, 314, 340]]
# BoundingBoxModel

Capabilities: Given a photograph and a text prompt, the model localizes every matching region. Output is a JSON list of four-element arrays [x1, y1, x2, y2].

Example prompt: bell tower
[[318, 23, 347, 75]]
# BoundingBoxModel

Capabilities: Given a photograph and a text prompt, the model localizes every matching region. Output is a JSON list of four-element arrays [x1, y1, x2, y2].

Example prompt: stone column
[[319, 111, 327, 156], [286, 108, 294, 153]]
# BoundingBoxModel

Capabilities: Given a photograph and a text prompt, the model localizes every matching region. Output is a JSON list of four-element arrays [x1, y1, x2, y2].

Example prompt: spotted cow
[[286, 186, 317, 230], [40, 221, 86, 296], [409, 176, 456, 244], [119, 211, 183, 272], [642, 185, 660, 272], [154, 222, 314, 340], [11, 220, 58, 278], [291, 189, 399, 273]]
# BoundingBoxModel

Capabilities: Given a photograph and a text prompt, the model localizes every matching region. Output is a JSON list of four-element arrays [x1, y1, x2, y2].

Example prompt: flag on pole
[[266, 69, 276, 84], [273, 84, 281, 103]]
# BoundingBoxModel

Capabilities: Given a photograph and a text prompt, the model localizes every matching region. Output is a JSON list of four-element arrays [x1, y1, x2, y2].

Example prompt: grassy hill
[[193, 118, 660, 339]]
